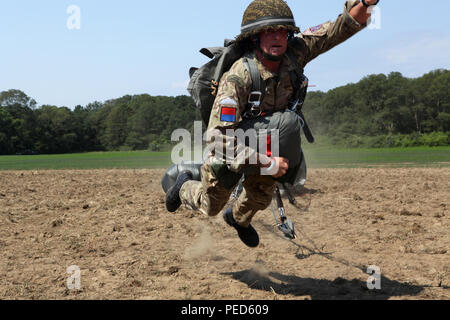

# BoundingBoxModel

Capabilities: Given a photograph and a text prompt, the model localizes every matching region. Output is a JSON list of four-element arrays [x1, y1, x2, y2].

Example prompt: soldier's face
[[259, 29, 288, 57]]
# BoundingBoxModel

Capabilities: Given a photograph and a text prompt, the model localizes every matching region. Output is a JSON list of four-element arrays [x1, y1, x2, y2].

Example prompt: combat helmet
[[236, 0, 300, 42]]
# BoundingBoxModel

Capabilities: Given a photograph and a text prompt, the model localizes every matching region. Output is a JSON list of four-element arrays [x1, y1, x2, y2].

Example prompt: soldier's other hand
[[272, 157, 289, 178]]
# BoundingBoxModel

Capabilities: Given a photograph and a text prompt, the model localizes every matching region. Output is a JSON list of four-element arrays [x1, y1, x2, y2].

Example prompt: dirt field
[[0, 168, 448, 300]]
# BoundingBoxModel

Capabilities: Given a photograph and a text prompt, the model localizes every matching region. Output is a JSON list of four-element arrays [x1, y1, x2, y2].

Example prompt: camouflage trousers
[[179, 156, 276, 228]]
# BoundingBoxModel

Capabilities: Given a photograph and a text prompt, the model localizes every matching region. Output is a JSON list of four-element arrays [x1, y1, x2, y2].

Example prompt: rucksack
[[187, 39, 245, 126]]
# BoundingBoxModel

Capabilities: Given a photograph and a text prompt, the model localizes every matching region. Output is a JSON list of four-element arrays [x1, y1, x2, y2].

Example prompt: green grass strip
[[0, 147, 448, 170], [0, 151, 172, 170]]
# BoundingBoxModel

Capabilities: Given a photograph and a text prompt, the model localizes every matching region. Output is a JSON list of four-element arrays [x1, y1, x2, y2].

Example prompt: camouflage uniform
[[180, 0, 366, 227]]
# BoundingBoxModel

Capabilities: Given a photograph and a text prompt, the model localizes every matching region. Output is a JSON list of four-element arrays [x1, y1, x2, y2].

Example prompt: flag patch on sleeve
[[220, 107, 237, 122], [310, 24, 323, 33], [218, 98, 238, 123], [302, 22, 330, 36]]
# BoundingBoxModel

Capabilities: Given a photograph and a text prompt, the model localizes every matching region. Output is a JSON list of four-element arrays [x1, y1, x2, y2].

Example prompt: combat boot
[[223, 207, 259, 248], [165, 171, 193, 212]]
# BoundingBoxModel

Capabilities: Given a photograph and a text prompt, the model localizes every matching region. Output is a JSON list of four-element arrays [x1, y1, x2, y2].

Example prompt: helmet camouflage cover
[[236, 0, 300, 42]]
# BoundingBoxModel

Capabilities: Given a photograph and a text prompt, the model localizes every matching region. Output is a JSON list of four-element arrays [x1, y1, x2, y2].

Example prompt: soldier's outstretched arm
[[293, 0, 379, 65]]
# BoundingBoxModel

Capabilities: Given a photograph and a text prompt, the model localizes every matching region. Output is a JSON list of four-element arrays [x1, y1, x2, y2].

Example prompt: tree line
[[305, 69, 449, 147], [0, 69, 448, 155], [0, 91, 201, 155]]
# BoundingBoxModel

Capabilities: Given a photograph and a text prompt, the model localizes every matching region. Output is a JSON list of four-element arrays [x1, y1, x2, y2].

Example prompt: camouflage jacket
[[207, 0, 366, 172]]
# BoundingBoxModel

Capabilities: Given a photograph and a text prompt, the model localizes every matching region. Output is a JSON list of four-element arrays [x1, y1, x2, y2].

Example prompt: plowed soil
[[0, 168, 448, 300]]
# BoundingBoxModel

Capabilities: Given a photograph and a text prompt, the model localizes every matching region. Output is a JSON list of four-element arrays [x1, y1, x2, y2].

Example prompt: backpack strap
[[243, 54, 263, 94], [242, 54, 265, 118]]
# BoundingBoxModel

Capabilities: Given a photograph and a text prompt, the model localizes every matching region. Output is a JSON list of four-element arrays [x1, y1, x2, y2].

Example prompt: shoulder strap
[[242, 54, 265, 114], [243, 54, 263, 93]]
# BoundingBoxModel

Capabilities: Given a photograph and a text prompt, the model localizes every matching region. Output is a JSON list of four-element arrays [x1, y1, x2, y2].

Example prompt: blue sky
[[1, 0, 449, 108]]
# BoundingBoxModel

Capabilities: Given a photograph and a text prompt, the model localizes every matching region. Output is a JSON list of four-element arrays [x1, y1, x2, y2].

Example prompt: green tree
[[0, 89, 37, 109]]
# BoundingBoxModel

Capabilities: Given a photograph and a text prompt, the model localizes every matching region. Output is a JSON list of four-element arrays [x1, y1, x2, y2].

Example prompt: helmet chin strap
[[261, 50, 283, 62]]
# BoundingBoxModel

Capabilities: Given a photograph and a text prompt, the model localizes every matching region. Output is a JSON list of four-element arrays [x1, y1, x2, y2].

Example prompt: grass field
[[0, 146, 448, 170], [0, 151, 172, 170], [302, 145, 450, 168]]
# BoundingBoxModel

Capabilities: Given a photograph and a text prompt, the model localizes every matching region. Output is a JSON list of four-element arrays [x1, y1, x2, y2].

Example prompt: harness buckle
[[244, 91, 263, 118], [248, 91, 262, 106]]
